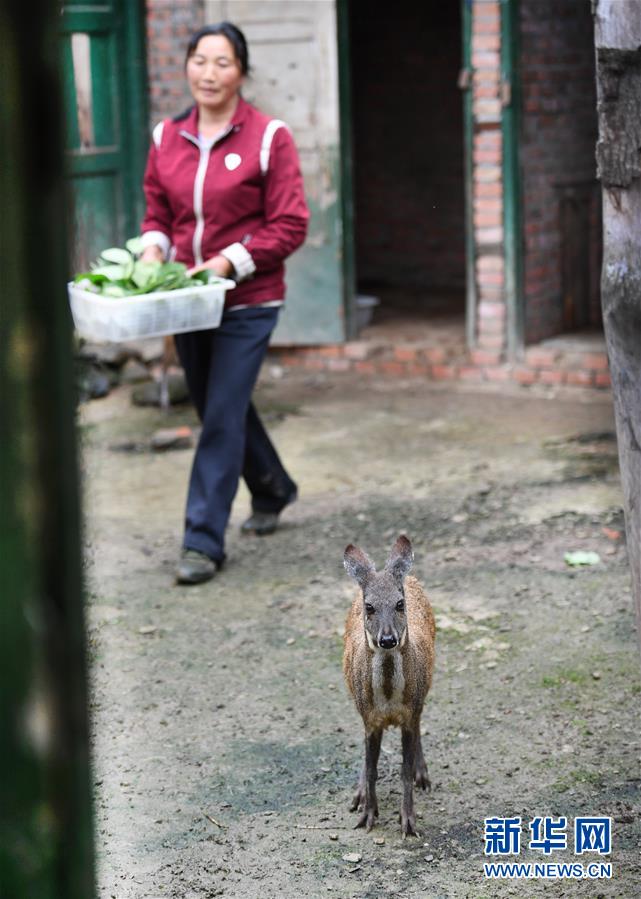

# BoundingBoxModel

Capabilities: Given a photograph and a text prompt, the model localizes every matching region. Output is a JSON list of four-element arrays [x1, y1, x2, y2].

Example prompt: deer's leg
[[414, 730, 431, 791], [353, 729, 382, 831], [400, 726, 418, 837]]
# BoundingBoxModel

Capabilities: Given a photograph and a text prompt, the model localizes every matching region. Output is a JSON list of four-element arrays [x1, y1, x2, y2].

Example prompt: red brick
[[343, 341, 371, 361], [477, 255, 504, 272], [303, 357, 325, 371], [473, 19, 500, 34], [475, 165, 502, 182], [379, 361, 407, 376], [394, 346, 419, 363], [476, 226, 504, 243], [475, 182, 503, 198], [525, 348, 559, 367], [479, 301, 506, 320], [278, 353, 304, 366], [354, 361, 376, 375], [474, 131, 502, 148], [327, 358, 350, 372], [416, 347, 444, 365], [477, 271, 505, 287], [472, 35, 500, 52], [477, 333, 505, 349], [484, 366, 511, 381], [566, 370, 594, 386], [474, 211, 502, 227], [477, 286, 505, 303], [459, 366, 485, 381], [406, 363, 430, 377], [538, 369, 566, 385], [595, 371, 612, 388], [474, 197, 502, 213], [513, 367, 538, 385], [318, 345, 342, 358], [471, 348, 502, 366], [474, 85, 501, 100], [583, 353, 609, 371], [431, 364, 458, 380], [474, 147, 502, 163]]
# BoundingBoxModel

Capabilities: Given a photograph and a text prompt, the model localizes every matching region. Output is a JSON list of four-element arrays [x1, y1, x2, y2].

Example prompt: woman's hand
[[140, 245, 165, 263], [187, 254, 234, 278]]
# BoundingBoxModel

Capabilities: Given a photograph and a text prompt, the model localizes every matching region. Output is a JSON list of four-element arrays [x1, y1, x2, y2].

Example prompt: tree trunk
[[594, 0, 641, 658]]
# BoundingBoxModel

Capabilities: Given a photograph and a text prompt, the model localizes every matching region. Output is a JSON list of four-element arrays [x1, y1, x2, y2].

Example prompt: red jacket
[[141, 97, 310, 309]]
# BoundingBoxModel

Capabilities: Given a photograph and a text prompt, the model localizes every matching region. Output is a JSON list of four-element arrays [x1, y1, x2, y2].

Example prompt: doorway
[[346, 0, 466, 343]]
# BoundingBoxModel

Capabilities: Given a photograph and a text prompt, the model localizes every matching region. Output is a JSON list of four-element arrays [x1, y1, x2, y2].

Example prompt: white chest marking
[[371, 651, 405, 710]]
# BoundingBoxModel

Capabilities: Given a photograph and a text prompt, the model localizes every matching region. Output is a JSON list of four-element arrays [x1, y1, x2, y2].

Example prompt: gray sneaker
[[175, 549, 219, 585]]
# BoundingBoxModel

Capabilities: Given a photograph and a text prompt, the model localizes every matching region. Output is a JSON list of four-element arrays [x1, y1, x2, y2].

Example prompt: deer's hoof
[[355, 806, 378, 832], [350, 787, 365, 812], [400, 808, 418, 838]]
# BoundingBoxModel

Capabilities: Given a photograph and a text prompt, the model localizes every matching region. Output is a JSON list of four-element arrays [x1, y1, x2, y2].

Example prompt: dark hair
[[185, 22, 250, 75]]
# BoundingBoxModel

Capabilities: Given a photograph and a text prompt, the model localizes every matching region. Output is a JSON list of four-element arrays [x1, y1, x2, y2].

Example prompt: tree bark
[[594, 0, 641, 658]]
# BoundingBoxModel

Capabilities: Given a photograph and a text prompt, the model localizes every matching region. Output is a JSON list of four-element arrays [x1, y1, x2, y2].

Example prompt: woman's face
[[186, 34, 244, 112]]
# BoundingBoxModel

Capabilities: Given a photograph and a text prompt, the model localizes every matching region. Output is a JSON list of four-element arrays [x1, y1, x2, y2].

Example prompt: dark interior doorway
[[347, 0, 465, 339], [518, 0, 602, 345]]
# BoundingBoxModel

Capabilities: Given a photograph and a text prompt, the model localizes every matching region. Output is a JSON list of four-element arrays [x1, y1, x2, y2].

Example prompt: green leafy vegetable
[[73, 237, 225, 297]]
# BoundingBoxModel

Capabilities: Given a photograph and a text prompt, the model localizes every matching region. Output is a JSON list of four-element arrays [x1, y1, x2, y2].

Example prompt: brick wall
[[519, 0, 600, 344], [146, 0, 204, 126], [471, 0, 505, 359], [348, 0, 465, 297]]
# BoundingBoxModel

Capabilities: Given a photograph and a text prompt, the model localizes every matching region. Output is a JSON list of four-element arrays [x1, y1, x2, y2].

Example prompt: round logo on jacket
[[224, 153, 242, 171]]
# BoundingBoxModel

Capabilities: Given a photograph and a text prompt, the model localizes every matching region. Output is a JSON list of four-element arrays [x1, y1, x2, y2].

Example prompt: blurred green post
[[0, 1, 96, 897]]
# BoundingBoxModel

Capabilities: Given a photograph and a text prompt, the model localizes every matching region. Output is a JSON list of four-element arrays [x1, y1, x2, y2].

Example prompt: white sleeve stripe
[[152, 120, 165, 149], [140, 230, 171, 259], [260, 119, 289, 175], [220, 242, 256, 282]]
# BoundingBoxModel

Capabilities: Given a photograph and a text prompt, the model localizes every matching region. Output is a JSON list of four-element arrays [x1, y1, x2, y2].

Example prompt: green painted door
[[60, 0, 148, 273]]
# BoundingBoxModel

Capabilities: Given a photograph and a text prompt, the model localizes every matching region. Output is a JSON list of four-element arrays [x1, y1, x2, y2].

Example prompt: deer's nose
[[379, 634, 398, 649]]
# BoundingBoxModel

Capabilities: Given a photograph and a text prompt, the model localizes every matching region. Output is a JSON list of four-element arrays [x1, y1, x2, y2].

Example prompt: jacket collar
[[179, 94, 250, 139]]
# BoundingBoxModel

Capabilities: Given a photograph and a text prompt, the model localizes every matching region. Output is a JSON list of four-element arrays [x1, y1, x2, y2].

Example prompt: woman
[[140, 22, 309, 585]]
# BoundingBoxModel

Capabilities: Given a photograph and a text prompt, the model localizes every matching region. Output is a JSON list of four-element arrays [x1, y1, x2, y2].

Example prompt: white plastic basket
[[68, 279, 236, 342]]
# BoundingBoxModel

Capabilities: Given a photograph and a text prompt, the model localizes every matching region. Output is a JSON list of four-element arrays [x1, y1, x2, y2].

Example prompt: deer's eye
[[396, 600, 405, 612], [365, 603, 375, 615]]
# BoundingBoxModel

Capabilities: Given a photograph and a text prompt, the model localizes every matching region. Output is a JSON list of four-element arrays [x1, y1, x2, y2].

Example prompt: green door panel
[[60, 1, 147, 274], [274, 147, 345, 344], [233, 0, 349, 345]]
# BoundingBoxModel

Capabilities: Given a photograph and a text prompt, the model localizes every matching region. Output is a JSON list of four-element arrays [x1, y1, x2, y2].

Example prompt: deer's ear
[[344, 544, 376, 586], [385, 535, 413, 584]]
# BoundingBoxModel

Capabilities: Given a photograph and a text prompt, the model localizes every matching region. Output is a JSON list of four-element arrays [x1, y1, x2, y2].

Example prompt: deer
[[342, 535, 436, 837]]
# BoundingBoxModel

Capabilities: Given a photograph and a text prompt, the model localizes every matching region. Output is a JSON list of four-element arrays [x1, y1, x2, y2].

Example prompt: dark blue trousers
[[174, 306, 297, 562]]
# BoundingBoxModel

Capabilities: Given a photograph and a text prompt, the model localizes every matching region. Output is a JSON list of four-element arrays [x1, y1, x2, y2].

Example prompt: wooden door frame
[[462, 0, 478, 349], [501, 0, 524, 358], [119, 0, 150, 238], [336, 0, 357, 340]]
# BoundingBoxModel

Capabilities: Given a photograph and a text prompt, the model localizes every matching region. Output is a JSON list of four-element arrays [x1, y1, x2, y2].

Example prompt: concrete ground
[[79, 367, 641, 898]]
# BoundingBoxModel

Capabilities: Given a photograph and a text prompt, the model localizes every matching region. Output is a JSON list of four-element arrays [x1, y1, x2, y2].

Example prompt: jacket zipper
[[180, 126, 234, 266]]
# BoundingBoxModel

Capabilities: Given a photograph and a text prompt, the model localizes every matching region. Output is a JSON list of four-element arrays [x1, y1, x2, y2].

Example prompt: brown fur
[[343, 576, 435, 732], [342, 549, 436, 837]]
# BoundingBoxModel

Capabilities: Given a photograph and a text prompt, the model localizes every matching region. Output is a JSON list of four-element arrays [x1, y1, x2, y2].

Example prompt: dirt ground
[[79, 366, 641, 899]]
